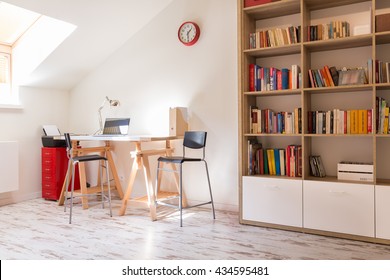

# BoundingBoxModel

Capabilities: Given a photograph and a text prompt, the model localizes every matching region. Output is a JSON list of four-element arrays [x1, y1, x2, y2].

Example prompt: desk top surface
[[61, 134, 181, 142]]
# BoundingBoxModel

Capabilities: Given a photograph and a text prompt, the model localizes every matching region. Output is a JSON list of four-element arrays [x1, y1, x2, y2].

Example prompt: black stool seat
[[73, 154, 108, 162], [157, 156, 202, 164]]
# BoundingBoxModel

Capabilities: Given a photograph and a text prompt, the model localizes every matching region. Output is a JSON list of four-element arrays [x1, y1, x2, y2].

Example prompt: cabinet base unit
[[375, 185, 390, 240], [303, 180, 374, 238], [242, 176, 303, 228]]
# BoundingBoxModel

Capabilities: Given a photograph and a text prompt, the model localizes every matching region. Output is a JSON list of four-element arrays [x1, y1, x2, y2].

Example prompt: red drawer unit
[[42, 147, 80, 200]]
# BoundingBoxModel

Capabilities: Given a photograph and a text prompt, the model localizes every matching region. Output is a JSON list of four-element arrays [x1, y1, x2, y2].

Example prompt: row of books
[[249, 26, 301, 49], [249, 64, 301, 91], [307, 109, 373, 135], [250, 106, 302, 134], [308, 65, 339, 88], [310, 59, 390, 88], [377, 96, 390, 134], [248, 140, 302, 177], [307, 21, 351, 42]]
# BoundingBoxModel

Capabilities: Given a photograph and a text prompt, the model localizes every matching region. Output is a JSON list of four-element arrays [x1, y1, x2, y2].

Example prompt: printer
[[41, 125, 66, 147]]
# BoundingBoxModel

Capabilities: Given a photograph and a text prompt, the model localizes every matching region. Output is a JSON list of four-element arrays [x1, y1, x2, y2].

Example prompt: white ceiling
[[4, 0, 173, 90]]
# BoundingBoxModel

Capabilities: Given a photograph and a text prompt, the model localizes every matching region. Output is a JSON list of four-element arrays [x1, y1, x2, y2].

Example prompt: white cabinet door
[[375, 185, 390, 239], [303, 180, 374, 237], [242, 176, 302, 227]]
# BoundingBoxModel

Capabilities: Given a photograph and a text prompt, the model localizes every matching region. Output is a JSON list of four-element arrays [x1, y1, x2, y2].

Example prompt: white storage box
[[337, 162, 373, 182]]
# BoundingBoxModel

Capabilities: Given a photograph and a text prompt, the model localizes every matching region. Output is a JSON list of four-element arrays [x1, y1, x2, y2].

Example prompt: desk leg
[[141, 155, 157, 221], [105, 150, 124, 199], [118, 158, 138, 216]]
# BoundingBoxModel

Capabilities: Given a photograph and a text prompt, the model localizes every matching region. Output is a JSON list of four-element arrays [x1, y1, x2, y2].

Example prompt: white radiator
[[0, 141, 19, 193]]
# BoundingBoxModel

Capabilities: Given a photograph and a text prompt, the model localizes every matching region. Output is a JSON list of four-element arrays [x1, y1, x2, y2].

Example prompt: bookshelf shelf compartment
[[305, 0, 372, 12], [303, 134, 374, 137], [303, 35, 373, 52], [303, 84, 373, 93], [239, 0, 390, 244], [375, 32, 390, 45], [245, 133, 302, 137], [244, 44, 301, 58], [244, 89, 301, 96], [375, 83, 390, 90], [244, 0, 301, 20]]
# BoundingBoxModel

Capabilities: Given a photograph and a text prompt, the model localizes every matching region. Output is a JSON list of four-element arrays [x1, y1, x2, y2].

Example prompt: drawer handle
[[267, 185, 280, 190], [329, 190, 346, 195]]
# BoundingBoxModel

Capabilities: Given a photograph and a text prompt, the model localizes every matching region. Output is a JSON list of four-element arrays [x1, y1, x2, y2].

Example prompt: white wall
[[0, 86, 69, 205], [69, 0, 238, 210]]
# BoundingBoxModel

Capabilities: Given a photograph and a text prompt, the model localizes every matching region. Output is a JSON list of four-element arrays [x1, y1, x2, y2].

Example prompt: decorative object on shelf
[[178, 21, 200, 46], [97, 96, 120, 135], [338, 69, 367, 86], [337, 161, 373, 182], [376, 13, 390, 32]]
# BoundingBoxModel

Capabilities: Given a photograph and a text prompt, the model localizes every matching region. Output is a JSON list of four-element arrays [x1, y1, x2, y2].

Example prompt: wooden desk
[[58, 135, 183, 220]]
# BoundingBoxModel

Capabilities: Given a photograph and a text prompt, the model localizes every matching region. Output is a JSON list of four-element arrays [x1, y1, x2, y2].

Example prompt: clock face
[[178, 22, 200, 46]]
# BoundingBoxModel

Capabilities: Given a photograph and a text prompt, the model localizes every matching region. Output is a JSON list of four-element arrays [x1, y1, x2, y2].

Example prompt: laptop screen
[[102, 118, 130, 135]]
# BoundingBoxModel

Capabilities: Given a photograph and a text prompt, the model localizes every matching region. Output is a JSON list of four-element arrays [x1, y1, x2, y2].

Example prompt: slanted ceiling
[[4, 0, 173, 90]]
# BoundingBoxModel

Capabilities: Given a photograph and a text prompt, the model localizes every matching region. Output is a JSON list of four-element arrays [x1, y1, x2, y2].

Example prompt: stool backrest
[[64, 133, 73, 158], [183, 131, 207, 159], [183, 131, 207, 149]]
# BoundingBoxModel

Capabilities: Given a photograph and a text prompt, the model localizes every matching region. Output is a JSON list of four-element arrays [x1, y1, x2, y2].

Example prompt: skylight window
[[0, 1, 41, 46], [0, 1, 76, 106]]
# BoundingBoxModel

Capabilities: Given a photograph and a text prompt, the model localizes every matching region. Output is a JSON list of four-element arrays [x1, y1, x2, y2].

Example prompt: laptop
[[100, 118, 130, 136]]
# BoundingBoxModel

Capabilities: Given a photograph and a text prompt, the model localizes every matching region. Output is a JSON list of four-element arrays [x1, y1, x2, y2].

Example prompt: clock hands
[[186, 26, 193, 42]]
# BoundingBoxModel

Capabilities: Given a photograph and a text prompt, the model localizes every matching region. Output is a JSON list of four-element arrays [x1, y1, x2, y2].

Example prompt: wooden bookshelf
[[238, 0, 390, 243]]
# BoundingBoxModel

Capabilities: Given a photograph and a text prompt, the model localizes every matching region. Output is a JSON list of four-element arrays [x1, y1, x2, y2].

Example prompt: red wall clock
[[178, 21, 200, 46]]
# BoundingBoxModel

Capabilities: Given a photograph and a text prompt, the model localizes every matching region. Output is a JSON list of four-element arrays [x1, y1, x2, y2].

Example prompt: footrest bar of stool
[[156, 201, 180, 209], [185, 201, 213, 209]]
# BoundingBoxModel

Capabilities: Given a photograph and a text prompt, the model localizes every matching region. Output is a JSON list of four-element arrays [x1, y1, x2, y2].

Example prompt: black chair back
[[64, 133, 73, 158], [64, 133, 72, 149], [183, 131, 207, 149]]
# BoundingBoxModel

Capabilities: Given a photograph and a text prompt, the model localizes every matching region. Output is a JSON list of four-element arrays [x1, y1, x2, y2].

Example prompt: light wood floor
[[0, 198, 390, 260]]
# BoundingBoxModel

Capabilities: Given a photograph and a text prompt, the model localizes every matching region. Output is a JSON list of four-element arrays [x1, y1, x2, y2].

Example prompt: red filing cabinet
[[41, 147, 80, 200]]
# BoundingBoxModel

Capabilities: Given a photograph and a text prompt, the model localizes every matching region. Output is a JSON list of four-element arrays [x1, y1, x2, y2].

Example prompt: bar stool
[[155, 131, 215, 226], [63, 133, 112, 224]]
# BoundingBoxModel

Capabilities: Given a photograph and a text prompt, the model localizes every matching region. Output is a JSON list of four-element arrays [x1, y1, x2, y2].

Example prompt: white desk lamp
[[97, 96, 120, 134]]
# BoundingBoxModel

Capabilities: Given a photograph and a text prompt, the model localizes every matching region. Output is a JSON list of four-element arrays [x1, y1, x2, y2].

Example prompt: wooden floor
[[0, 198, 390, 260]]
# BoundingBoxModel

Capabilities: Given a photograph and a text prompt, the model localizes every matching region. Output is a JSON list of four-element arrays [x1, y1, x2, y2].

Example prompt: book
[[329, 66, 339, 86], [248, 139, 262, 175], [279, 149, 285, 176], [274, 149, 281, 175], [267, 149, 276, 175]]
